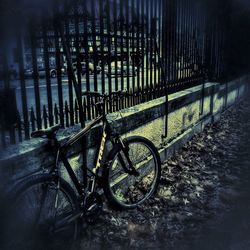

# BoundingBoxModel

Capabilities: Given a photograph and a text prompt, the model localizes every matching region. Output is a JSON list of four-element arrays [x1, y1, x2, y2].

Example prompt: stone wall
[[0, 76, 249, 187]]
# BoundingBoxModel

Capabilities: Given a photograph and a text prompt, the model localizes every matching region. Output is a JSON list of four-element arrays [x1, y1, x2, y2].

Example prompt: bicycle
[[3, 91, 161, 250]]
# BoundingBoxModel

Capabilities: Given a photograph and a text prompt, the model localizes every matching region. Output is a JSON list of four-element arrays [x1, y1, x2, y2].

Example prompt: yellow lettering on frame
[[94, 132, 107, 172]]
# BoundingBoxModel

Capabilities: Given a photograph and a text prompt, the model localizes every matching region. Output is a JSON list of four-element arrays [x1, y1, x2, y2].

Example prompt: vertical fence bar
[[187, 0, 192, 87], [0, 58, 6, 146], [0, 120, 6, 148], [150, 0, 154, 97], [179, 0, 184, 81], [120, 0, 124, 93], [136, 0, 140, 95], [146, 0, 149, 96], [170, 0, 174, 90], [153, 0, 157, 93], [17, 33, 29, 139], [141, 0, 145, 95], [170, 0, 175, 91], [99, 0, 106, 94], [82, 0, 91, 120], [191, 0, 196, 85], [2, 45, 10, 91], [53, 4, 64, 127], [158, 0, 162, 89], [65, 101, 69, 127], [182, 0, 187, 82], [106, 0, 112, 112], [74, 99, 78, 124], [74, 2, 82, 94], [54, 103, 59, 124], [43, 105, 48, 129], [163, 0, 169, 138], [2, 50, 16, 144], [163, 0, 168, 84], [30, 21, 42, 129], [125, 0, 130, 94], [186, 0, 190, 83], [189, 0, 194, 86], [172, 0, 177, 91], [91, 0, 98, 93], [64, 7, 74, 126], [30, 107, 36, 131], [173, 0, 178, 91], [176, 0, 181, 83], [183, 0, 188, 86], [113, 0, 118, 93], [0, 47, 5, 146], [162, 0, 167, 85], [215, 16, 220, 79], [42, 18, 54, 127], [131, 0, 135, 105], [188, 0, 193, 87], [200, 8, 206, 116]]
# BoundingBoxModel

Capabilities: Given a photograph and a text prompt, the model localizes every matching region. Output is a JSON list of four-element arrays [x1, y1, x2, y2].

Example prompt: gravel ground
[[78, 99, 250, 250]]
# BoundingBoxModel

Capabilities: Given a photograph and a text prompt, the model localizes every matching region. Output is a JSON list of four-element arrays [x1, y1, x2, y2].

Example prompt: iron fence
[[0, 0, 229, 148]]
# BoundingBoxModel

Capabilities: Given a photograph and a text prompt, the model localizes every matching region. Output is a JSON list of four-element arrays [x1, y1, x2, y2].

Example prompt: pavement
[[74, 99, 250, 250]]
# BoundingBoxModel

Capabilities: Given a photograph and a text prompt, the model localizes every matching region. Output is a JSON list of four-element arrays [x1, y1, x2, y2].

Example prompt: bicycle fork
[[117, 138, 139, 177]]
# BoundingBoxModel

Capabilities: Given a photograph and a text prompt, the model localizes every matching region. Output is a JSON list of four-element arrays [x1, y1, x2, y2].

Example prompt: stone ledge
[[0, 81, 218, 163], [0, 77, 248, 185]]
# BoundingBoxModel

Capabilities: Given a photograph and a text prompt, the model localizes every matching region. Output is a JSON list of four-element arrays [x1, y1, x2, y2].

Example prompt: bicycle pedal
[[84, 192, 103, 223]]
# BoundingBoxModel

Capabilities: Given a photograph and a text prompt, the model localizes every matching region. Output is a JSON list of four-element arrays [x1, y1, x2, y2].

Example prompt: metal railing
[[0, 0, 229, 148]]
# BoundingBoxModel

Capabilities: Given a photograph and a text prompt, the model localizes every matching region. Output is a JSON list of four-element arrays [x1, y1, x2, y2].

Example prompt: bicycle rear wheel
[[103, 136, 161, 209], [3, 174, 80, 250]]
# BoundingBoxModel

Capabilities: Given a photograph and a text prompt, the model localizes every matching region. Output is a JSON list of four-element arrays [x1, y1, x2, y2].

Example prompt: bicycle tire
[[2, 173, 80, 250], [103, 136, 161, 209]]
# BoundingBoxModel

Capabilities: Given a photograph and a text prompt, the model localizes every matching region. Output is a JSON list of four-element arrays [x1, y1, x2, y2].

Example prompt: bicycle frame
[[54, 114, 114, 198]]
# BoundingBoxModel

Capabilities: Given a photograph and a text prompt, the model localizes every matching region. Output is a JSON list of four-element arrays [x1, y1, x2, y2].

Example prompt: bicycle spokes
[[7, 180, 78, 249]]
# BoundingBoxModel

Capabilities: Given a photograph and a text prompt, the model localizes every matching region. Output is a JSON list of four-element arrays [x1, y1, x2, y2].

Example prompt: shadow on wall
[[182, 107, 196, 131]]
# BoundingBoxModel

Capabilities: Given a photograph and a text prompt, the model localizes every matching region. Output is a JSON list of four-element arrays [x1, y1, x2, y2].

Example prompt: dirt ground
[[78, 99, 250, 250]]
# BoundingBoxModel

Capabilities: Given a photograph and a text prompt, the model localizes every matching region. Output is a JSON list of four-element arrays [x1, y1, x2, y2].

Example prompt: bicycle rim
[[3, 175, 79, 250]]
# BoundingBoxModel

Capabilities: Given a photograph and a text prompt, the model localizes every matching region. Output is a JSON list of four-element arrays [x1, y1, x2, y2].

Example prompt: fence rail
[[0, 0, 229, 148]]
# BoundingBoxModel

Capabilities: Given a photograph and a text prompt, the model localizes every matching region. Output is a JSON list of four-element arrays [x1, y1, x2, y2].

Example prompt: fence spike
[[54, 103, 59, 124], [65, 101, 69, 127], [43, 105, 48, 129], [30, 106, 36, 132], [75, 99, 79, 124], [16, 110, 23, 142], [83, 98, 87, 121], [90, 97, 95, 119]]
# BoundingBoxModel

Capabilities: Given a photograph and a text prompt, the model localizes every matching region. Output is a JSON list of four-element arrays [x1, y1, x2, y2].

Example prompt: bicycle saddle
[[31, 124, 61, 138]]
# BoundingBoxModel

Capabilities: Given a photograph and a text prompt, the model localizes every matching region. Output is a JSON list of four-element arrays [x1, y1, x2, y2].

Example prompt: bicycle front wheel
[[103, 136, 161, 209], [3, 174, 80, 250]]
